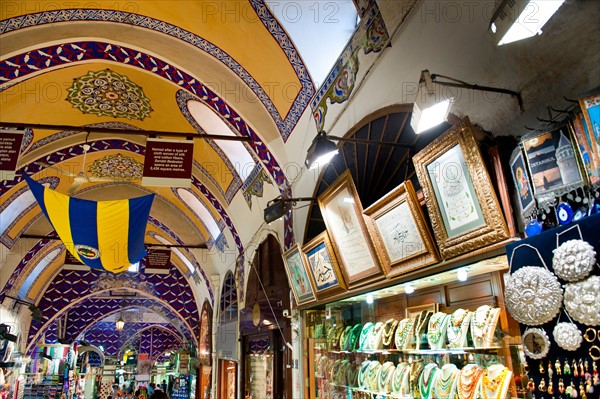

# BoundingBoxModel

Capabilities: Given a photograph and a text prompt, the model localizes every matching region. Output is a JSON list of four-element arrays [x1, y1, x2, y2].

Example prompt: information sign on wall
[[0, 130, 24, 180], [142, 138, 194, 187]]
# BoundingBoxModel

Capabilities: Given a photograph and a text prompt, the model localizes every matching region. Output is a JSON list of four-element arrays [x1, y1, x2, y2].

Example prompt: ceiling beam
[[0, 122, 251, 142], [19, 234, 208, 249]]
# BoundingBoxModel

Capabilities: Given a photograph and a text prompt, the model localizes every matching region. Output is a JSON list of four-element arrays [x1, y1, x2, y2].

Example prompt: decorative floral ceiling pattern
[[66, 69, 153, 120]]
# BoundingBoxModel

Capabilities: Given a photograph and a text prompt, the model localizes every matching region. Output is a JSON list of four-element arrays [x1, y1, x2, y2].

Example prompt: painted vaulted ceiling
[[0, 0, 318, 360]]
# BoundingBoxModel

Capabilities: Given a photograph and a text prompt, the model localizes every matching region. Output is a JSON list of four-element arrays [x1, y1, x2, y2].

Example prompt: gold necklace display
[[472, 305, 498, 346], [381, 318, 399, 347], [410, 360, 425, 395], [457, 365, 483, 399], [481, 366, 508, 399], [394, 318, 415, 349]]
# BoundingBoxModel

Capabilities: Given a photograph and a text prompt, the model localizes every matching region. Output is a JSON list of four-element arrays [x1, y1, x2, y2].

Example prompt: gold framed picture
[[317, 170, 383, 287], [363, 181, 439, 278], [282, 243, 317, 306], [301, 231, 347, 298], [412, 117, 509, 260], [405, 303, 439, 319]]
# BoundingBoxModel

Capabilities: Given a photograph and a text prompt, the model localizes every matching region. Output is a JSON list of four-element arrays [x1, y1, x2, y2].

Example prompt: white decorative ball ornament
[[564, 275, 600, 326], [553, 322, 583, 351], [553, 239, 596, 282]]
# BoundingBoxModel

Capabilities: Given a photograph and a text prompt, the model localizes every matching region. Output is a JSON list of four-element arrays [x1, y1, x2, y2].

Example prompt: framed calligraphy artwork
[[301, 231, 346, 298], [282, 243, 316, 305], [413, 117, 509, 260], [363, 180, 439, 278], [318, 170, 383, 288]]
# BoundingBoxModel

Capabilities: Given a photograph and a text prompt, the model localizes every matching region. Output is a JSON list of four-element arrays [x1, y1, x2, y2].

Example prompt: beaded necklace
[[336, 359, 349, 385], [329, 359, 341, 382], [346, 363, 358, 387], [347, 324, 363, 351], [366, 361, 382, 391], [481, 366, 508, 399], [369, 321, 385, 350], [358, 322, 374, 350], [427, 313, 448, 346], [378, 361, 396, 393], [357, 360, 371, 388], [414, 311, 432, 333], [457, 365, 484, 399], [410, 361, 425, 395], [448, 309, 470, 347], [381, 319, 399, 347], [339, 326, 352, 350], [394, 318, 415, 349], [392, 363, 410, 393], [435, 364, 459, 399], [419, 363, 439, 399], [317, 355, 328, 377]]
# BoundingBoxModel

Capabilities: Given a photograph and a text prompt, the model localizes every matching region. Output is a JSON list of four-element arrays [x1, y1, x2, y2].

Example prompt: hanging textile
[[25, 175, 154, 273]]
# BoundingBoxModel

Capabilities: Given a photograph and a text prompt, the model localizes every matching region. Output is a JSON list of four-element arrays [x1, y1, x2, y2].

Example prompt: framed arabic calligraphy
[[318, 170, 383, 287], [413, 117, 509, 260], [363, 181, 439, 278], [301, 231, 346, 298]]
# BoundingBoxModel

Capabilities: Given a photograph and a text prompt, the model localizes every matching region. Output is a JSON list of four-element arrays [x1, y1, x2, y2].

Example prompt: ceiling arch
[[0, 1, 315, 140], [25, 272, 200, 353], [304, 105, 452, 242]]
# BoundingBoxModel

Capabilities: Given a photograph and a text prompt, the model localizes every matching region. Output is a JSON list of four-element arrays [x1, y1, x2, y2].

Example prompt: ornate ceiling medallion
[[66, 69, 153, 120], [88, 153, 143, 180]]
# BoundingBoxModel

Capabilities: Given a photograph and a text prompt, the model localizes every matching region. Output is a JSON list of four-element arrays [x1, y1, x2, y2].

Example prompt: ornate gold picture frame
[[301, 231, 347, 298], [317, 170, 383, 287], [413, 117, 509, 260], [282, 243, 317, 306], [363, 181, 440, 278]]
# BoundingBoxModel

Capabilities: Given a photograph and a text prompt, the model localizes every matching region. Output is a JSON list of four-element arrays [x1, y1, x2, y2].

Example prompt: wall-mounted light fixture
[[263, 197, 316, 224], [410, 70, 524, 134], [490, 0, 565, 46], [305, 131, 412, 170], [2, 294, 45, 322]]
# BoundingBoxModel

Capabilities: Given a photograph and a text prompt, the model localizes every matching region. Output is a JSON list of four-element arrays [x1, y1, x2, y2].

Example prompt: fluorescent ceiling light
[[493, 0, 565, 46]]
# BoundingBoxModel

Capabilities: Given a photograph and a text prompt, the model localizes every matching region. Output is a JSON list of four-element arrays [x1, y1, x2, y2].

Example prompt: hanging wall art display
[[318, 170, 382, 287], [301, 231, 347, 298], [412, 117, 509, 260], [282, 243, 316, 306], [509, 147, 536, 223], [521, 126, 584, 204], [362, 180, 439, 278], [576, 90, 600, 186]]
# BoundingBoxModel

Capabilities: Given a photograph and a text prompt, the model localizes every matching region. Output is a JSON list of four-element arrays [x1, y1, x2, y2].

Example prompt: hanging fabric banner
[[24, 175, 154, 273]]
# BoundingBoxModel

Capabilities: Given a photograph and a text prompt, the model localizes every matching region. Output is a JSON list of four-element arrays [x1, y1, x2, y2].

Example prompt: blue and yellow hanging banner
[[25, 175, 154, 273]]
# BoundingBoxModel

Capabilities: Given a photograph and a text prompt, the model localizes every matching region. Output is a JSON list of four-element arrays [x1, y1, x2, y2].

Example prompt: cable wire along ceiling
[[24, 176, 154, 273]]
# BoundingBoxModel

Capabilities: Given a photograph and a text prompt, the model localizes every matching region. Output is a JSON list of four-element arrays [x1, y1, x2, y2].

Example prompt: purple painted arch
[[26, 271, 199, 353]]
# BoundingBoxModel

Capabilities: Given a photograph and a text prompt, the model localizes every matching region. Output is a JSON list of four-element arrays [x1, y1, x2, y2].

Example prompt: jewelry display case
[[303, 260, 527, 399]]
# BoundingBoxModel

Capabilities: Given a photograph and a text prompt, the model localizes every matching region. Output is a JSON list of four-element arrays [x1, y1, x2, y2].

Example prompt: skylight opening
[[265, 0, 358, 87], [19, 247, 62, 299], [176, 188, 221, 239], [187, 100, 256, 180]]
